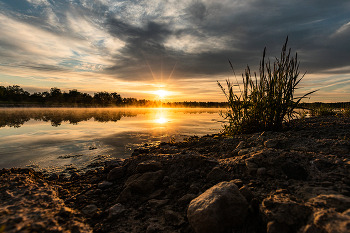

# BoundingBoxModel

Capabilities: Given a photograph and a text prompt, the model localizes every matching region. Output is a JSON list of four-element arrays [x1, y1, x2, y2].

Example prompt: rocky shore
[[1, 115, 350, 233]]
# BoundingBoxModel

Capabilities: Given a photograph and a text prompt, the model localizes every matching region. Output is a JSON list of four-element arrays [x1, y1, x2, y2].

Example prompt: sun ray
[[142, 50, 157, 82]]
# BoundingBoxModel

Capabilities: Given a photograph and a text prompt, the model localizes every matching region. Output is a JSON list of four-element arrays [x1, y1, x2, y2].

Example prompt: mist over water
[[0, 108, 225, 173]]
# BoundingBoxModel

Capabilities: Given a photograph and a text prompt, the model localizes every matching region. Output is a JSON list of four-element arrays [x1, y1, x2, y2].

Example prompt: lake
[[0, 108, 226, 173]]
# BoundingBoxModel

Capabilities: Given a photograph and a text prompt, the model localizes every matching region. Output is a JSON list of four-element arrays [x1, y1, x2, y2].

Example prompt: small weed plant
[[343, 107, 350, 117], [218, 37, 317, 135]]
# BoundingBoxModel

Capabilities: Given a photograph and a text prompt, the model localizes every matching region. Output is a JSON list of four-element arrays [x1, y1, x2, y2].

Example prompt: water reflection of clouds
[[0, 108, 225, 170]]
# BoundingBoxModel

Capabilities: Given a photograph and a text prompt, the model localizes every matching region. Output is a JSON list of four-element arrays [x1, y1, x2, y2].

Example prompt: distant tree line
[[0, 85, 228, 108], [162, 101, 228, 108], [299, 102, 350, 109]]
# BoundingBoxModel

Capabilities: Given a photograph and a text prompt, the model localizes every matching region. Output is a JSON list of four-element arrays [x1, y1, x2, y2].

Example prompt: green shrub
[[218, 37, 317, 135], [314, 105, 336, 116]]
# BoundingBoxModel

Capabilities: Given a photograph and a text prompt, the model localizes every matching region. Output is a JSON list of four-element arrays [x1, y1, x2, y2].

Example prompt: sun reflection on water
[[155, 117, 168, 124], [154, 109, 170, 124]]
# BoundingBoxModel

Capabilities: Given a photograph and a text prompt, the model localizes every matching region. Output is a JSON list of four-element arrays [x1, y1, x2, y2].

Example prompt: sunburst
[[154, 90, 168, 98]]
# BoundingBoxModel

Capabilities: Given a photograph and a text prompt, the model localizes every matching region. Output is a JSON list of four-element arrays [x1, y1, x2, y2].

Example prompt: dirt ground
[[1, 115, 350, 232]]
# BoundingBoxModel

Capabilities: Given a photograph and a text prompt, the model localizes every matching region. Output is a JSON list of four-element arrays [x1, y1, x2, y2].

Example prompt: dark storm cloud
[[187, 1, 206, 22], [97, 0, 350, 81]]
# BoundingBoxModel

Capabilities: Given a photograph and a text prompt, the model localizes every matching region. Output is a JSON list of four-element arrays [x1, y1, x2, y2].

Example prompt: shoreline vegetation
[[0, 85, 227, 108], [1, 84, 349, 111]]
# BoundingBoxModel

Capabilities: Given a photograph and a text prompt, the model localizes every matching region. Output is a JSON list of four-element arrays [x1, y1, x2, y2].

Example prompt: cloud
[[334, 22, 350, 35], [0, 0, 350, 101], [26, 0, 50, 6]]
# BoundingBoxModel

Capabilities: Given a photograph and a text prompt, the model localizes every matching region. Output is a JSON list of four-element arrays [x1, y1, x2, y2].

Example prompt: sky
[[0, 0, 349, 102]]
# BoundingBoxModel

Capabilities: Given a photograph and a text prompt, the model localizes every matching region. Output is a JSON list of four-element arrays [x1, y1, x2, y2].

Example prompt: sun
[[155, 90, 168, 98]]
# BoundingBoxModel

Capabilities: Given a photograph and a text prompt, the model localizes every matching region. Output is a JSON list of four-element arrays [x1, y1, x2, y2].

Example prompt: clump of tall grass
[[218, 37, 317, 135]]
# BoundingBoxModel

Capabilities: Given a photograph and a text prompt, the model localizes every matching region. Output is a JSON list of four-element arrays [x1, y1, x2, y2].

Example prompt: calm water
[[0, 108, 225, 173]]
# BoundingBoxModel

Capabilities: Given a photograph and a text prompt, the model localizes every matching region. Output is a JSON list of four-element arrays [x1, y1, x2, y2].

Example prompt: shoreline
[[1, 115, 350, 232]]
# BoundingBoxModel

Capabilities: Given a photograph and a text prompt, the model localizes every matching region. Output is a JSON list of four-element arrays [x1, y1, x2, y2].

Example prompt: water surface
[[0, 108, 225, 173]]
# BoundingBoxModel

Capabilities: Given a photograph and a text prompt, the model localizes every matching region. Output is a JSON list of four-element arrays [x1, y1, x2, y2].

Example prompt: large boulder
[[187, 181, 248, 233]]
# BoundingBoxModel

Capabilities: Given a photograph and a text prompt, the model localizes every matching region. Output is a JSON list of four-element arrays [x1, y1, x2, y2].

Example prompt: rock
[[332, 146, 349, 154], [107, 166, 125, 181], [82, 204, 97, 215], [296, 186, 340, 200], [343, 209, 350, 217], [31, 222, 46, 231], [276, 189, 289, 194], [260, 194, 311, 229], [108, 203, 125, 219], [94, 189, 103, 195], [163, 176, 170, 182], [238, 148, 250, 156], [98, 181, 113, 189], [125, 170, 164, 194], [321, 181, 333, 187], [148, 199, 169, 209], [116, 187, 132, 203], [48, 173, 59, 180], [308, 194, 350, 212], [207, 167, 226, 182], [312, 159, 333, 171], [231, 179, 244, 188], [187, 181, 248, 233], [228, 148, 240, 157], [266, 169, 276, 177], [188, 183, 200, 194], [186, 170, 196, 177], [58, 206, 74, 218], [77, 194, 87, 202], [236, 141, 245, 149], [267, 220, 291, 233], [70, 172, 80, 180], [264, 139, 278, 148], [136, 160, 163, 173], [164, 210, 180, 224], [177, 194, 197, 206], [246, 161, 259, 174], [105, 159, 124, 170], [239, 185, 254, 202], [299, 209, 350, 233], [257, 167, 267, 175], [146, 223, 163, 233], [149, 189, 165, 199], [281, 162, 308, 180]]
